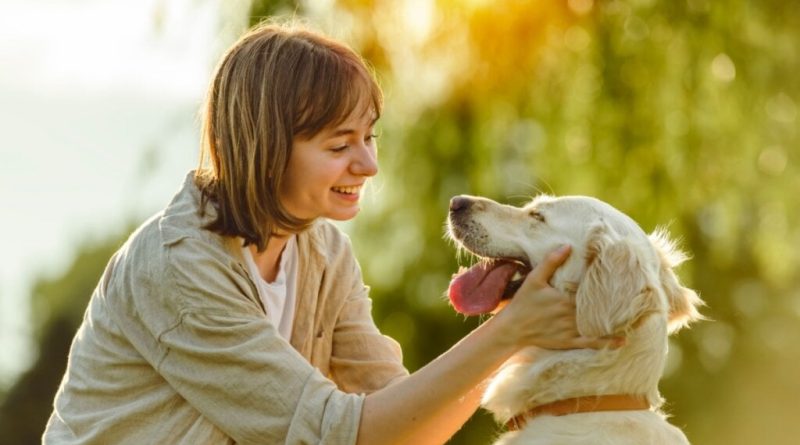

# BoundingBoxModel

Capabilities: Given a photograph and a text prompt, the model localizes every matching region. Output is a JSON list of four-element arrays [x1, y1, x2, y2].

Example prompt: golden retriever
[[447, 194, 703, 445]]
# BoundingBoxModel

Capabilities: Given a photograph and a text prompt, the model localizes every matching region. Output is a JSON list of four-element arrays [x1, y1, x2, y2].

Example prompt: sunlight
[[567, 0, 594, 15], [711, 52, 736, 83], [403, 0, 434, 43]]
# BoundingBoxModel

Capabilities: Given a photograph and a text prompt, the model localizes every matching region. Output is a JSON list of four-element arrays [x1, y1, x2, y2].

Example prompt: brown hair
[[195, 20, 382, 251]]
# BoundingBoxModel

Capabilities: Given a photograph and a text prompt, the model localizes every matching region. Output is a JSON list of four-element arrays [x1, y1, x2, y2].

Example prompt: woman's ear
[[649, 229, 705, 332], [575, 223, 663, 337]]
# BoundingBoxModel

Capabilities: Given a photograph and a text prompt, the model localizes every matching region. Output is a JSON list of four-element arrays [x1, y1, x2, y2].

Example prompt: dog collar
[[506, 394, 651, 431]]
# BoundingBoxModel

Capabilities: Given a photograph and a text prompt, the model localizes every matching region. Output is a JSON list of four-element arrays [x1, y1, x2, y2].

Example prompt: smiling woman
[[42, 19, 609, 445]]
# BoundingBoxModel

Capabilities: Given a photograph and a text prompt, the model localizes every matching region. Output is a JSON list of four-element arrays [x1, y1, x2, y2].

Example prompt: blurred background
[[1, 0, 797, 443]]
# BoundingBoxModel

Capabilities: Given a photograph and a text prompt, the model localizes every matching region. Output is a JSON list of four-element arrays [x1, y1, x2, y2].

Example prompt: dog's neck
[[481, 315, 668, 423], [505, 394, 651, 431]]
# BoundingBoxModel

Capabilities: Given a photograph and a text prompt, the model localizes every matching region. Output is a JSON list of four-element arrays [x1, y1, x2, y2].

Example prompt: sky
[[0, 0, 247, 382]]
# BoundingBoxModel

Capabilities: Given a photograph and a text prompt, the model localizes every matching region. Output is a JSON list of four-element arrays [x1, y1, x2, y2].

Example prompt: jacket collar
[[159, 171, 327, 261]]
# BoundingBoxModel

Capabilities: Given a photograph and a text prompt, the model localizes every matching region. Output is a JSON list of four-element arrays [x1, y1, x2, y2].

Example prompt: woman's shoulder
[[158, 172, 218, 246], [118, 173, 239, 282], [118, 210, 257, 318]]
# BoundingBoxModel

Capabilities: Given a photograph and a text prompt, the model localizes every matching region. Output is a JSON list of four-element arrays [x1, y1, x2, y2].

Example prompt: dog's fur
[[447, 194, 703, 445]]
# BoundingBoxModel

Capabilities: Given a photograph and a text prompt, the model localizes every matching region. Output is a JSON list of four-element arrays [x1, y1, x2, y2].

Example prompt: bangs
[[292, 44, 383, 138]]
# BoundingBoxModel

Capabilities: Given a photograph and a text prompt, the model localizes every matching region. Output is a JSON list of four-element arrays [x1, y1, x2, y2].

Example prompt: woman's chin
[[326, 206, 361, 221]]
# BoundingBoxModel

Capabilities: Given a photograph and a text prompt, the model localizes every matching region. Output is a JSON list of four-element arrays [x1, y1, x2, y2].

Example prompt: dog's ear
[[575, 222, 663, 337], [649, 229, 705, 332]]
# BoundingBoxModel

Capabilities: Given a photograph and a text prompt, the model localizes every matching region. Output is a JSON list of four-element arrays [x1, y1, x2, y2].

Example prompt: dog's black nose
[[449, 196, 472, 213]]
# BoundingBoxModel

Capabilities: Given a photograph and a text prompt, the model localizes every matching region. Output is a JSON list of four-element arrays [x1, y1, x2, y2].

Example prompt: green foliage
[[0, 232, 129, 444], [249, 0, 303, 26]]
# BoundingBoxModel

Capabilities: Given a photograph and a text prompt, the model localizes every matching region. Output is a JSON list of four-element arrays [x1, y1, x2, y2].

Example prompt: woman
[[43, 21, 612, 445]]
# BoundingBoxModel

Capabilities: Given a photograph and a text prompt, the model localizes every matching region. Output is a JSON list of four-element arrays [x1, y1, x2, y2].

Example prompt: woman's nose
[[352, 144, 378, 177]]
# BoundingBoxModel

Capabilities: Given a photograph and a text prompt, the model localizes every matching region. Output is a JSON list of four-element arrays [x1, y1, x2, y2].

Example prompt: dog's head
[[447, 194, 703, 337]]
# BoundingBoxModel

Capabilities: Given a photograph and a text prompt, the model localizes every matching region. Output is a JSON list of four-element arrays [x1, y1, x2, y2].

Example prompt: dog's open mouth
[[448, 259, 532, 315]]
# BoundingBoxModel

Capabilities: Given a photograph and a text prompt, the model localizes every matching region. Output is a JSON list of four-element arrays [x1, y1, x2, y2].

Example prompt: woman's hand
[[492, 245, 619, 351]]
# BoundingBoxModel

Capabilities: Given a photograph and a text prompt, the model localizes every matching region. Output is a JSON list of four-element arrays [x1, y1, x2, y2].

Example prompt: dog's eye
[[529, 210, 546, 223]]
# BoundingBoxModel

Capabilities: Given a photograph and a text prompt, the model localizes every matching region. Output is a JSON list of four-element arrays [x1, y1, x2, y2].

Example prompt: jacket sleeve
[[154, 238, 363, 445], [327, 239, 410, 394]]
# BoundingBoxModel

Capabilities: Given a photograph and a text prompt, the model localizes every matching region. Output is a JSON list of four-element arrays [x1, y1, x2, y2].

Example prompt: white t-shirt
[[241, 236, 298, 340]]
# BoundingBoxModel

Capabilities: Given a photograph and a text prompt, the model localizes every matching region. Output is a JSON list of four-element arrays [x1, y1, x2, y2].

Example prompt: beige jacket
[[43, 172, 408, 445]]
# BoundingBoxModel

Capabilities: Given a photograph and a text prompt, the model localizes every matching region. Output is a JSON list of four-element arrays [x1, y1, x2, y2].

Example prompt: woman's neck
[[248, 234, 291, 283]]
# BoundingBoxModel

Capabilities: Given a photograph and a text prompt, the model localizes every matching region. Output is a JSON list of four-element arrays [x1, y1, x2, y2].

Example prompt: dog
[[447, 194, 703, 445]]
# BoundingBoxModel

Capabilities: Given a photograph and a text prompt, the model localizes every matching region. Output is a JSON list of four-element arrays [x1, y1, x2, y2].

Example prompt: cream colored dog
[[447, 194, 703, 445]]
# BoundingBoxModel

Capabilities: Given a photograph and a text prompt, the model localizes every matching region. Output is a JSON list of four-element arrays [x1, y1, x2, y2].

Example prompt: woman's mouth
[[331, 185, 362, 195], [331, 185, 363, 201]]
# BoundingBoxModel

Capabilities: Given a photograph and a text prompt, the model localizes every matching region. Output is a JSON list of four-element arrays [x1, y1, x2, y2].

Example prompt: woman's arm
[[357, 245, 614, 445]]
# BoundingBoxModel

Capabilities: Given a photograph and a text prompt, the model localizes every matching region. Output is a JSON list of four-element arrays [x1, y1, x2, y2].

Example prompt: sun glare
[[403, 0, 434, 43]]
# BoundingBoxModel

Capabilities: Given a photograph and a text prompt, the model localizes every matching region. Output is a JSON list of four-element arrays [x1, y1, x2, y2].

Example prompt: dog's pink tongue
[[448, 261, 519, 315]]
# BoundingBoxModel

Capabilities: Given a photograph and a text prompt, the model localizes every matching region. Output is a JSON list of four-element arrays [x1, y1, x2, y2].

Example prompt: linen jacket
[[43, 172, 409, 444]]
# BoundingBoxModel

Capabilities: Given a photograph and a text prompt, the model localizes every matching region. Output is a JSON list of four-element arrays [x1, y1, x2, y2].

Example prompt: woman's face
[[280, 109, 379, 222]]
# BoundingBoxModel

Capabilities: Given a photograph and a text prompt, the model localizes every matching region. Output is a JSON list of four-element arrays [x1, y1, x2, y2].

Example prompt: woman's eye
[[331, 145, 348, 152], [366, 133, 379, 143], [529, 211, 545, 222]]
